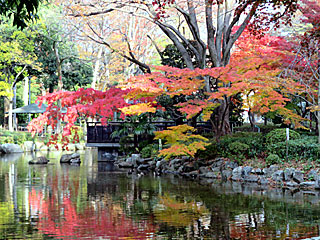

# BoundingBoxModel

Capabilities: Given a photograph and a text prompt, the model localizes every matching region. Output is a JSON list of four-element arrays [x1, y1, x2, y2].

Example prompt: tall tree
[[0, 23, 40, 130], [65, 0, 298, 136]]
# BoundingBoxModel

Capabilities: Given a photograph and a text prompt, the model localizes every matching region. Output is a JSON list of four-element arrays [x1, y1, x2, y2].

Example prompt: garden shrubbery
[[266, 128, 300, 144], [0, 130, 33, 145], [197, 129, 320, 164]]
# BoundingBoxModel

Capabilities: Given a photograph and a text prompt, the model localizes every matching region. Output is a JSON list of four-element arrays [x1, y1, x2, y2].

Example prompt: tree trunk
[[91, 47, 103, 90], [23, 76, 29, 105], [13, 85, 17, 131], [317, 112, 320, 144], [54, 42, 63, 134], [8, 98, 13, 132]]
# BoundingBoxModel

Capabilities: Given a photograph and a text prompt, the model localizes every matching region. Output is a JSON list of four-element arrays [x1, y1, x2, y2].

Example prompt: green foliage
[[0, 130, 33, 145], [140, 144, 159, 158], [267, 136, 320, 161], [218, 132, 265, 159], [266, 128, 300, 144], [32, 21, 93, 92], [228, 141, 249, 155], [119, 136, 135, 155], [0, 0, 42, 28], [266, 154, 281, 165], [196, 141, 218, 160]]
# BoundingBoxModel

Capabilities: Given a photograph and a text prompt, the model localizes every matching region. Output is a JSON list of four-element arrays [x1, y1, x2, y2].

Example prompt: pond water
[[0, 149, 320, 239]]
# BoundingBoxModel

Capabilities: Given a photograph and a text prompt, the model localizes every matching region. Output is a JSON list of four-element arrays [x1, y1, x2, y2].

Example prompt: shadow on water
[[0, 149, 320, 239]]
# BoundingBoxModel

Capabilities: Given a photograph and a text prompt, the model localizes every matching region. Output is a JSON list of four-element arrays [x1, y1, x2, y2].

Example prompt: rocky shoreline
[[0, 142, 85, 154], [115, 154, 320, 192]]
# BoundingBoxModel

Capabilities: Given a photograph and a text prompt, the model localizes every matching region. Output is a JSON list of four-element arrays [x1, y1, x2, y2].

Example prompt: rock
[[286, 181, 299, 188], [24, 141, 35, 152], [0, 145, 5, 154], [28, 156, 49, 164], [211, 158, 224, 168], [221, 170, 232, 180], [170, 158, 182, 166], [252, 168, 262, 175], [315, 179, 320, 189], [272, 170, 284, 183], [293, 170, 304, 183], [75, 144, 84, 150], [224, 161, 238, 170], [1, 143, 23, 154], [199, 166, 210, 174], [177, 165, 184, 173], [137, 164, 150, 171], [184, 163, 196, 172], [244, 175, 259, 183], [137, 158, 153, 165], [231, 167, 243, 181], [60, 153, 81, 163], [203, 172, 218, 179], [131, 154, 141, 167], [259, 177, 269, 185], [102, 152, 117, 161], [211, 166, 221, 173], [70, 157, 81, 164], [300, 181, 316, 188], [156, 159, 166, 169], [284, 168, 295, 182], [308, 170, 318, 181], [242, 166, 253, 176], [118, 162, 133, 168], [185, 170, 198, 178]]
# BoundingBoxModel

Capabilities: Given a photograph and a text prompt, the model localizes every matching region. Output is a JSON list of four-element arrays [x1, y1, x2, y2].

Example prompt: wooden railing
[[86, 121, 213, 144]]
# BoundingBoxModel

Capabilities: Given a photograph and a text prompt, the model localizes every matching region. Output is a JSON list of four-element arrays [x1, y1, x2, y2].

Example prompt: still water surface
[[0, 149, 320, 239]]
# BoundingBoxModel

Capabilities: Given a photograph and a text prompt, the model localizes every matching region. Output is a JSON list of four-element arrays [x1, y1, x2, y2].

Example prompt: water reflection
[[0, 150, 320, 239]]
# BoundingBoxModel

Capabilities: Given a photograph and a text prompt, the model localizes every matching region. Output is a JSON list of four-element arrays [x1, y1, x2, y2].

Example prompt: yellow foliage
[[154, 124, 209, 159], [119, 103, 156, 115], [154, 194, 209, 227]]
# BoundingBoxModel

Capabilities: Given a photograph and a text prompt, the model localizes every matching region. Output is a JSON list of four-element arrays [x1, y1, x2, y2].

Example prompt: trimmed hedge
[[266, 128, 300, 144], [267, 136, 320, 161]]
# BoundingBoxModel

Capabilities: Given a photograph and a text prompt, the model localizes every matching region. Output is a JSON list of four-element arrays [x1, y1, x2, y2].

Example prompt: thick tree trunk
[[212, 98, 231, 139]]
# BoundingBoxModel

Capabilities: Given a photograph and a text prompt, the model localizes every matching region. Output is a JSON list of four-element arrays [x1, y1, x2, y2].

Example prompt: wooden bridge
[[86, 121, 213, 148]]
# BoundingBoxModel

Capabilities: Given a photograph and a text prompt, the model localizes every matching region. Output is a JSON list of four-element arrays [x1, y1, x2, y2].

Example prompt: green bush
[[228, 141, 249, 154], [196, 140, 218, 160], [266, 154, 281, 165], [140, 144, 158, 158], [217, 132, 264, 158], [267, 136, 320, 161], [0, 131, 33, 145], [266, 128, 300, 144]]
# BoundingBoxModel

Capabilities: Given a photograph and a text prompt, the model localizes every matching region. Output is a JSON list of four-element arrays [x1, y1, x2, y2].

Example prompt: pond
[[0, 149, 320, 239]]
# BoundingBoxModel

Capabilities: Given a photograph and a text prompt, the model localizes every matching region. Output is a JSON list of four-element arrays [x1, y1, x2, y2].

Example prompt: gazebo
[[11, 103, 48, 114]]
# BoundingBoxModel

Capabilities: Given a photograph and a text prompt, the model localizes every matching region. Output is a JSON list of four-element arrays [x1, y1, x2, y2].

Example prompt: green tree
[[0, 23, 40, 130]]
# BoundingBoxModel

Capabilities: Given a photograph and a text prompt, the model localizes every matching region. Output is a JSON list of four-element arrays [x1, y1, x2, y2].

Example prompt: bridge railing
[[86, 121, 213, 144]]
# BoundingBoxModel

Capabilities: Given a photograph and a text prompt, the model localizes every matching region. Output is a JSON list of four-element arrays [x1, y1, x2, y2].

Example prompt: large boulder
[[1, 143, 23, 154], [29, 156, 49, 164], [60, 153, 81, 163]]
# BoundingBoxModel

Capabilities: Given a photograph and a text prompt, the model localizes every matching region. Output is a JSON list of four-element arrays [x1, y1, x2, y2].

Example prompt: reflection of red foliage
[[37, 197, 156, 239], [28, 175, 157, 240]]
